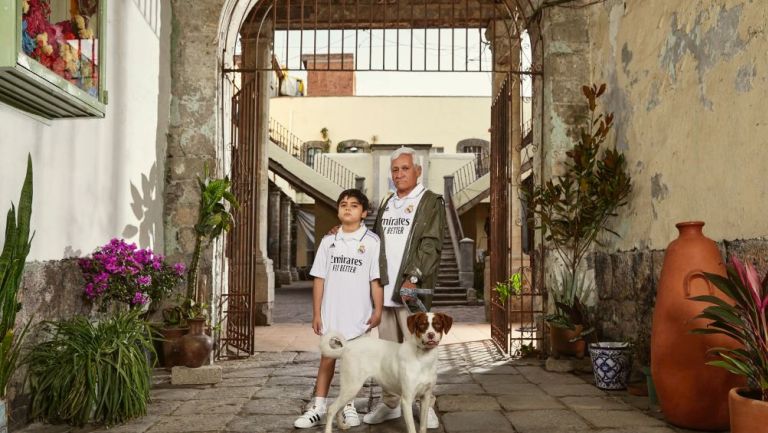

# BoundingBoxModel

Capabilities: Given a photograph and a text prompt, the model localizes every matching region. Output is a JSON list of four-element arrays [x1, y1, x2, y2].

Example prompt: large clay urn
[[174, 318, 213, 368], [651, 221, 742, 430]]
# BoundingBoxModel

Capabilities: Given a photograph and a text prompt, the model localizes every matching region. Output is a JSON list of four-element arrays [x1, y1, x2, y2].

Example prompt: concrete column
[[459, 238, 477, 302], [268, 189, 281, 288], [355, 176, 365, 193], [277, 194, 294, 285]]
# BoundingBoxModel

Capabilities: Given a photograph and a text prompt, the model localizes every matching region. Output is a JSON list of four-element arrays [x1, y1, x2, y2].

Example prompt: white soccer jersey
[[380, 183, 426, 307], [310, 224, 381, 340]]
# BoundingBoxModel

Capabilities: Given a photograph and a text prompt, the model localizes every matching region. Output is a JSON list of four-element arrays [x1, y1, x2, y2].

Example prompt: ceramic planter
[[174, 318, 213, 368], [0, 398, 7, 433], [589, 342, 631, 390], [729, 387, 768, 433], [651, 221, 742, 430]]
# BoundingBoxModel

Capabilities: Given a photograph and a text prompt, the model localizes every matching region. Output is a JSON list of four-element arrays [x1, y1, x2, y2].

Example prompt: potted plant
[[79, 238, 185, 368], [545, 270, 595, 358], [0, 156, 33, 432], [78, 238, 186, 317], [695, 257, 768, 433], [176, 166, 238, 368], [526, 83, 633, 363], [26, 310, 154, 426]]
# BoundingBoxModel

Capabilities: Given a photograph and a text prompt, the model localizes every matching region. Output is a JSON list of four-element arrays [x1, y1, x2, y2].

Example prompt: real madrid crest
[[405, 204, 415, 214], [358, 244, 366, 254]]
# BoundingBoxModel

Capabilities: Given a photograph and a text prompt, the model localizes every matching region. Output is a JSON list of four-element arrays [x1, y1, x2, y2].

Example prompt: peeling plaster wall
[[589, 0, 768, 251]]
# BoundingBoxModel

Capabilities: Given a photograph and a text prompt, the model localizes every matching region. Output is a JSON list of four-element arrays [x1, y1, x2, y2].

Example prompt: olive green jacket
[[374, 188, 446, 312]]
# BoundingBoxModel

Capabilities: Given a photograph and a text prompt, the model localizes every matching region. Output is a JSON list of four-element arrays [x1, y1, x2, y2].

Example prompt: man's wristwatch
[[408, 275, 419, 284]]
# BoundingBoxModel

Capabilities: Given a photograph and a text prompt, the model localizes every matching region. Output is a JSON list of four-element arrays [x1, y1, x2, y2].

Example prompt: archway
[[213, 0, 543, 358]]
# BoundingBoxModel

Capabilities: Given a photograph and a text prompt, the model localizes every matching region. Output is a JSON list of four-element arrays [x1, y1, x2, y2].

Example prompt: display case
[[0, 0, 106, 118]]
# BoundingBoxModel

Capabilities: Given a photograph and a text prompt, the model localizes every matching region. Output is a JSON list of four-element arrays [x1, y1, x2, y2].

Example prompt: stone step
[[431, 299, 472, 306], [437, 280, 461, 287], [434, 288, 467, 295]]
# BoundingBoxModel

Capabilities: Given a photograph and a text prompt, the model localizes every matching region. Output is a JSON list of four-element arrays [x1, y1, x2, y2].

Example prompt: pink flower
[[173, 263, 186, 276], [131, 292, 148, 305], [137, 275, 152, 286]]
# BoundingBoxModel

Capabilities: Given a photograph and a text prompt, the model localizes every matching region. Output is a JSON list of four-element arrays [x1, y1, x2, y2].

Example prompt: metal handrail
[[268, 118, 357, 189], [452, 150, 491, 194]]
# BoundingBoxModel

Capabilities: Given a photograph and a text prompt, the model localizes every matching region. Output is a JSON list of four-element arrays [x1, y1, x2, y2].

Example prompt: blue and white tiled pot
[[1, 398, 7, 433], [589, 342, 632, 390]]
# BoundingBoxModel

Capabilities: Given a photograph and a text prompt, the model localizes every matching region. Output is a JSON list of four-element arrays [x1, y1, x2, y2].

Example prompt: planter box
[[0, 0, 107, 118]]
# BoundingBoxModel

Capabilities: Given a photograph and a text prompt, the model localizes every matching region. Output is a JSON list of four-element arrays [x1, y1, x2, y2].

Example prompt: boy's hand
[[312, 316, 323, 335], [327, 225, 340, 235], [366, 311, 382, 330]]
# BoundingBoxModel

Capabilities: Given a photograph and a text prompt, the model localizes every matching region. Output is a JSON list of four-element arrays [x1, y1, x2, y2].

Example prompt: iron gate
[[217, 0, 544, 358]]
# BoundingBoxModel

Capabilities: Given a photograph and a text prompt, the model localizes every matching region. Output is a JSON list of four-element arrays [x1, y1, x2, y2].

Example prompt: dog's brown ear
[[435, 313, 453, 334], [407, 313, 423, 335]]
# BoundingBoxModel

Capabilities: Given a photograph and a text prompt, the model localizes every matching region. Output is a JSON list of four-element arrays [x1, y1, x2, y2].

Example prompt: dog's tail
[[319, 331, 346, 359]]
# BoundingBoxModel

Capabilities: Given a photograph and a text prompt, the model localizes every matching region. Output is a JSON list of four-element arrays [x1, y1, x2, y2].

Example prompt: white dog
[[320, 312, 453, 433]]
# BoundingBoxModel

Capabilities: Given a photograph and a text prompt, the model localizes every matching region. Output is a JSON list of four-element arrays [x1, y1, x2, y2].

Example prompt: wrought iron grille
[[451, 150, 490, 194]]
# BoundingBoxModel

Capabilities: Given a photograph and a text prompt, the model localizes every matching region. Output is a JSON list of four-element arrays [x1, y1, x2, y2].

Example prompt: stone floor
[[14, 282, 705, 433], [16, 343, 696, 433]]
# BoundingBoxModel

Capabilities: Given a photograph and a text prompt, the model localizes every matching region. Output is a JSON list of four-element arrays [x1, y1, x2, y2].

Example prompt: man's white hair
[[390, 146, 421, 167]]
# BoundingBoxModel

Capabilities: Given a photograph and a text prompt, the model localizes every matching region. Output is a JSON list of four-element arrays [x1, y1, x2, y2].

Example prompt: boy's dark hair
[[336, 189, 370, 211]]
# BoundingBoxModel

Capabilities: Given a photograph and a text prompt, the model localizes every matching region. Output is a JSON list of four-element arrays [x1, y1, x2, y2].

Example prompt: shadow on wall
[[122, 162, 163, 247]]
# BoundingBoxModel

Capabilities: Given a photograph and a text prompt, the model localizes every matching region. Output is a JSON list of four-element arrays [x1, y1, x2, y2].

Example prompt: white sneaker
[[363, 401, 402, 424], [414, 403, 440, 429], [342, 402, 361, 427], [294, 405, 326, 428]]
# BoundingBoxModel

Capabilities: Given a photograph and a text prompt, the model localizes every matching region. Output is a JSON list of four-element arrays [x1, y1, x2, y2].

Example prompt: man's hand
[[366, 311, 382, 330], [312, 316, 323, 335], [400, 281, 417, 301]]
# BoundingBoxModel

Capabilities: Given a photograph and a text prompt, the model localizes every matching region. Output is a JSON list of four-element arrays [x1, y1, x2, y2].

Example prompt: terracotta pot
[[550, 324, 586, 358], [174, 318, 213, 368], [729, 387, 768, 433], [159, 326, 189, 369], [651, 221, 743, 430]]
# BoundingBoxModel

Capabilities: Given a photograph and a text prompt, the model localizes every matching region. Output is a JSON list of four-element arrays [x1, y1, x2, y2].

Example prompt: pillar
[[277, 194, 294, 285]]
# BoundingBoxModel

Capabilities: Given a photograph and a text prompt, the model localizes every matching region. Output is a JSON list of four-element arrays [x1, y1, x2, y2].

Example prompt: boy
[[294, 189, 384, 428]]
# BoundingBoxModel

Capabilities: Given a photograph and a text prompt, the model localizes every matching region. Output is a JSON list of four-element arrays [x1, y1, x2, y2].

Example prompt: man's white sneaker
[[362, 402, 402, 424], [294, 405, 326, 428], [342, 402, 361, 427], [413, 403, 440, 429], [426, 407, 439, 429]]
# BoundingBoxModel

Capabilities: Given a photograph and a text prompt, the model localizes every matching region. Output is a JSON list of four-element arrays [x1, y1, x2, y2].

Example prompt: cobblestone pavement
[[16, 340, 701, 433]]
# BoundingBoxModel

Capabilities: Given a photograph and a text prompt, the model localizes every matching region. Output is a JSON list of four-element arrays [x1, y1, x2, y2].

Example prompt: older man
[[363, 147, 446, 429]]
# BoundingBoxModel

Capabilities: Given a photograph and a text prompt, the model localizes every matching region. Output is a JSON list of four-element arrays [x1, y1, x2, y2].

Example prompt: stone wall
[[165, 0, 227, 303], [9, 259, 98, 427], [593, 237, 768, 368]]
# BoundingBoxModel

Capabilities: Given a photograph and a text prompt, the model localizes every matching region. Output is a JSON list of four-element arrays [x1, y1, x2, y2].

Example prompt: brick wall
[[302, 54, 355, 96]]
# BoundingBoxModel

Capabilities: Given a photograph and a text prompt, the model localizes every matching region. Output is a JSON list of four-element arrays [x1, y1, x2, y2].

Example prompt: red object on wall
[[651, 221, 743, 430]]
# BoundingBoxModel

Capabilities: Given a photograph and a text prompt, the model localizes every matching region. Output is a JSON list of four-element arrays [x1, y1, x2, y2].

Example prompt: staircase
[[268, 118, 361, 207], [433, 226, 471, 307]]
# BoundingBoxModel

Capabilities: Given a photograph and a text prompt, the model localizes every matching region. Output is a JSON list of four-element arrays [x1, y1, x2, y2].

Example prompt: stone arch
[[457, 138, 491, 156], [198, 0, 543, 356]]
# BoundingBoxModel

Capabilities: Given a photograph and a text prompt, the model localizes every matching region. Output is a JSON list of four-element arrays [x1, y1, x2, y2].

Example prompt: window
[[302, 141, 327, 167], [457, 139, 491, 177], [0, 0, 106, 118], [337, 139, 370, 153]]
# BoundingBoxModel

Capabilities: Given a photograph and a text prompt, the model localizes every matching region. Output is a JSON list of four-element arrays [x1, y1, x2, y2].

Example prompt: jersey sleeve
[[310, 237, 330, 279]]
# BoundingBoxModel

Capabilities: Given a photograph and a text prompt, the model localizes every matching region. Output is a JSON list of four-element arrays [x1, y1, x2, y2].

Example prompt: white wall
[[270, 96, 491, 153], [0, 1, 170, 261]]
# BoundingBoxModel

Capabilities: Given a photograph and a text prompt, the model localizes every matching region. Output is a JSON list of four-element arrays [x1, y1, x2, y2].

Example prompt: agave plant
[[694, 257, 768, 401], [186, 165, 239, 306], [0, 155, 33, 399]]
